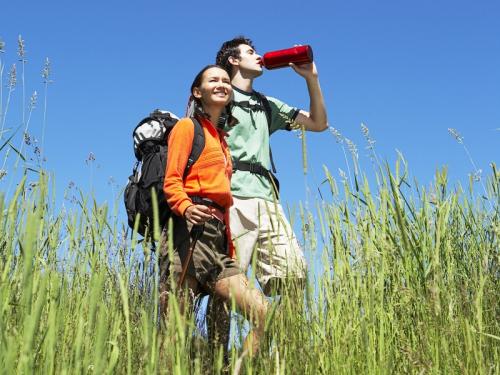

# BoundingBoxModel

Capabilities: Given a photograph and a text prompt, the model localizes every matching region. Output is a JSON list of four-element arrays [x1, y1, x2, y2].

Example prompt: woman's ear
[[192, 87, 202, 99]]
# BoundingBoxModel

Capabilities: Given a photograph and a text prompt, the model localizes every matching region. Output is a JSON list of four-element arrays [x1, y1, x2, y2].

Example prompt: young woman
[[160, 65, 268, 356]]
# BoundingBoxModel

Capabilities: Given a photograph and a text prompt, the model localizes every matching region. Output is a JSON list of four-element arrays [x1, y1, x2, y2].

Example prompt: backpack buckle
[[249, 162, 257, 174]]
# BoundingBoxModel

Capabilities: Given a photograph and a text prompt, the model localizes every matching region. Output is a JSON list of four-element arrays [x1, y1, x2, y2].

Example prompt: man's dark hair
[[215, 36, 256, 77]]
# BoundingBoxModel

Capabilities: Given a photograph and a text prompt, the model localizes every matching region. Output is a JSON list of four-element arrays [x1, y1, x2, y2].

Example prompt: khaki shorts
[[230, 197, 307, 293], [159, 215, 241, 293]]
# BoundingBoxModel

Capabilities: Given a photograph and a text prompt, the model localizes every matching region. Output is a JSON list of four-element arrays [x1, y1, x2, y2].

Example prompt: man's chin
[[241, 67, 264, 80]]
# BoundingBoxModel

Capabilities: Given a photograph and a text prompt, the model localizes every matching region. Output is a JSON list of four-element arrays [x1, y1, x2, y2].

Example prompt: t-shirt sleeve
[[266, 95, 300, 134]]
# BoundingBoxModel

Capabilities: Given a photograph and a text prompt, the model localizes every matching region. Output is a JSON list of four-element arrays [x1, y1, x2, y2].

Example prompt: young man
[[205, 36, 327, 357], [215, 36, 328, 295]]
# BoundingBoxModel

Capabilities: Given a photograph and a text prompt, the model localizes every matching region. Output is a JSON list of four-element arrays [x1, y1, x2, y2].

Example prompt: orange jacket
[[164, 116, 235, 256], [164, 116, 233, 216]]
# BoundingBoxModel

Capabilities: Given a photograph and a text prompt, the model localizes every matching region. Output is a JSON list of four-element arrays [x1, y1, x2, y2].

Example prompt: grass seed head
[[338, 168, 347, 181], [24, 132, 32, 145], [85, 152, 96, 164], [29, 91, 38, 110], [42, 57, 51, 82], [17, 35, 26, 61], [278, 112, 302, 130], [8, 64, 17, 89], [448, 128, 463, 144], [361, 122, 376, 149], [293, 129, 304, 139], [329, 127, 344, 143], [345, 138, 358, 160], [0, 38, 5, 53], [470, 169, 482, 182]]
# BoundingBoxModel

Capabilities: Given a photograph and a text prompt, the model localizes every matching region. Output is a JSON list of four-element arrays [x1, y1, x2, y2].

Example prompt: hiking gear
[[168, 216, 239, 290], [261, 45, 314, 70], [227, 88, 298, 201], [164, 116, 233, 218], [178, 223, 204, 286], [231, 90, 282, 194], [124, 110, 205, 237], [231, 159, 280, 193], [190, 196, 226, 214]]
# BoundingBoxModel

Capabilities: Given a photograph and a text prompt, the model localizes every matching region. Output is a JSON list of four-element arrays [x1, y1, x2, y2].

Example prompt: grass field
[[0, 37, 499, 374], [0, 162, 498, 374]]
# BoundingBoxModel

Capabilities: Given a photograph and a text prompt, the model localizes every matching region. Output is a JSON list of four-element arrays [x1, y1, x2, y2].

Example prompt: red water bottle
[[261, 45, 314, 70]]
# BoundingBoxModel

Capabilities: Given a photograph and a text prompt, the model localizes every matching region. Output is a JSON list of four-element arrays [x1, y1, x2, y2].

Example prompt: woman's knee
[[214, 274, 268, 322]]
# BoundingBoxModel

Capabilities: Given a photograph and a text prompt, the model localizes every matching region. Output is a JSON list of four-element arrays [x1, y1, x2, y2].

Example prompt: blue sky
[[1, 0, 499, 219]]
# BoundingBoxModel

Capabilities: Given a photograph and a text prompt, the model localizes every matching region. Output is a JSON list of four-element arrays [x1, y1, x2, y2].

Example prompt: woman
[[160, 65, 268, 356]]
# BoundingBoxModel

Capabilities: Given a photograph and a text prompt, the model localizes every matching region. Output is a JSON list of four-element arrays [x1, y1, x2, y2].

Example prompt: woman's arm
[[163, 118, 196, 216]]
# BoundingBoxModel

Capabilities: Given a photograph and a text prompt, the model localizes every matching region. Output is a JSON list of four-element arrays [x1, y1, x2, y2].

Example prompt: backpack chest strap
[[232, 100, 266, 113], [232, 159, 280, 195]]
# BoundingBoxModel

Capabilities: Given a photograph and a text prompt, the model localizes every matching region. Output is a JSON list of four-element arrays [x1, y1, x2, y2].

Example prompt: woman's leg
[[213, 274, 268, 356], [159, 216, 200, 321]]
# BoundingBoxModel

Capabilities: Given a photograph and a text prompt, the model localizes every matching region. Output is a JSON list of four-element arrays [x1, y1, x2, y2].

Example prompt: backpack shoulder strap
[[253, 91, 277, 173], [183, 117, 205, 178], [253, 91, 273, 132]]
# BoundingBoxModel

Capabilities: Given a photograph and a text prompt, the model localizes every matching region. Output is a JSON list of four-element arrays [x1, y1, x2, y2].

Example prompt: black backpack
[[124, 110, 205, 237]]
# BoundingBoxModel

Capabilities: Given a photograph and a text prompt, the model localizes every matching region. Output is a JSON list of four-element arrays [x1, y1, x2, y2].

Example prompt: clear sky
[[1, 0, 499, 216]]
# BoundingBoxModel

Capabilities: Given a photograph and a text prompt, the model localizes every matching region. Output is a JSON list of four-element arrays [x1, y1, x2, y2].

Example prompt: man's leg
[[254, 199, 307, 296], [230, 197, 260, 273]]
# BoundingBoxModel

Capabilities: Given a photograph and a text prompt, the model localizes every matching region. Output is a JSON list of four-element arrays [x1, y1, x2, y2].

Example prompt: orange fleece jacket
[[164, 117, 236, 256]]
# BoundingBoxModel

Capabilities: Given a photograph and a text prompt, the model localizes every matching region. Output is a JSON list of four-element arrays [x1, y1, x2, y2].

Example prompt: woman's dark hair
[[187, 64, 221, 119], [185, 65, 237, 128], [190, 64, 222, 97]]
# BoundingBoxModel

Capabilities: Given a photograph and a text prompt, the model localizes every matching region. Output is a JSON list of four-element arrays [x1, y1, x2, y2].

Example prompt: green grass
[[0, 37, 498, 374], [0, 162, 498, 374]]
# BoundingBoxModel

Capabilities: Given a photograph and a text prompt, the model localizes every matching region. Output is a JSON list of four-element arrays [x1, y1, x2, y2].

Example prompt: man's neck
[[231, 72, 254, 93]]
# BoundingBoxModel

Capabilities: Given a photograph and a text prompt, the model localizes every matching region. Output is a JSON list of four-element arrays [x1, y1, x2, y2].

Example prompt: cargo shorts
[[159, 215, 241, 293], [230, 197, 307, 294]]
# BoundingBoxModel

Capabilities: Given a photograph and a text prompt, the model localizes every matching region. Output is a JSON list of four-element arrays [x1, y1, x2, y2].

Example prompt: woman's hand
[[184, 204, 212, 225]]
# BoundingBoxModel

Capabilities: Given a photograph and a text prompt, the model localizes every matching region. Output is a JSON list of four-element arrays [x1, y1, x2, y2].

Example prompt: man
[[206, 36, 328, 353], [217, 36, 328, 292]]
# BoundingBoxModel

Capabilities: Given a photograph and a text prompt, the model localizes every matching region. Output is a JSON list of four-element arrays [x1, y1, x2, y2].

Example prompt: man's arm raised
[[290, 62, 328, 132]]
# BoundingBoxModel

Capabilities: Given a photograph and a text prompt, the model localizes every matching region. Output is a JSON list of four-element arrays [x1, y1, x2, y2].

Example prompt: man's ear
[[228, 56, 239, 66], [192, 87, 202, 99]]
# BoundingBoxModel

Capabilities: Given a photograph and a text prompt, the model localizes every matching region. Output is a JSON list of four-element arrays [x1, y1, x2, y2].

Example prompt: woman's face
[[192, 67, 232, 110]]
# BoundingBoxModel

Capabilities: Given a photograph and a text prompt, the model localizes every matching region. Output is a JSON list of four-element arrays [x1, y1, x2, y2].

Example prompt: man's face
[[234, 44, 263, 77]]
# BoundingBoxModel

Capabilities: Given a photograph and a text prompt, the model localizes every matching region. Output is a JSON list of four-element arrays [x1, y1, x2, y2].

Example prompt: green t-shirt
[[225, 86, 299, 201]]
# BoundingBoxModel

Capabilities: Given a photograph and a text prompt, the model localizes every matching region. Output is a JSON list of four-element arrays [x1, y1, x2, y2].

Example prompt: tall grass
[[0, 37, 498, 373], [0, 160, 497, 373]]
